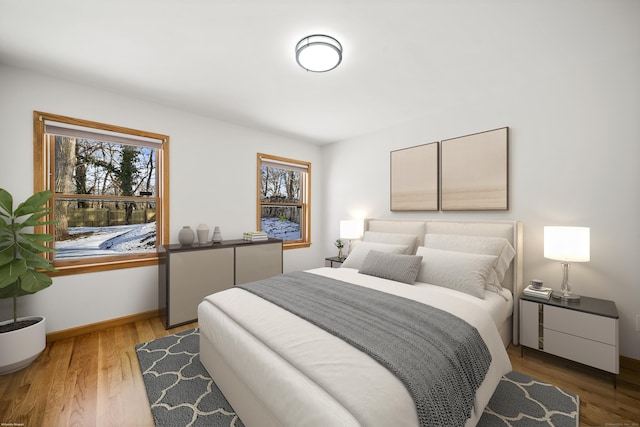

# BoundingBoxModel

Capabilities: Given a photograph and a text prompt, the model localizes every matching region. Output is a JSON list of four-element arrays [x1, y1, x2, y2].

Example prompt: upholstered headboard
[[363, 219, 524, 344]]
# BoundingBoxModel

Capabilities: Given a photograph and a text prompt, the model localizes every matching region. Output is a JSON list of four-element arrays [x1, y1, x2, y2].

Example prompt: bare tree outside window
[[257, 153, 311, 249]]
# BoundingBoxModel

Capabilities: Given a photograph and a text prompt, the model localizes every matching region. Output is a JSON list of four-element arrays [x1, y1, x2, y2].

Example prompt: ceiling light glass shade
[[296, 34, 342, 72], [544, 226, 590, 262]]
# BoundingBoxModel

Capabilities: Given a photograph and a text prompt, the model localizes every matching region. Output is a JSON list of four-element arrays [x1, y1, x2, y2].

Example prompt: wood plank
[[97, 326, 118, 427], [41, 338, 75, 425], [67, 332, 100, 427]]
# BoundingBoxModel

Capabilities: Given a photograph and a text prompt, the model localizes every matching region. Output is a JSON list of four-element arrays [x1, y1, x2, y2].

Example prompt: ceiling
[[0, 1, 611, 144]]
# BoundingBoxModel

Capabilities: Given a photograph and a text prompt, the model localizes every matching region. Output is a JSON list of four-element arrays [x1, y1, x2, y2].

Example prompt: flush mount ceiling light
[[295, 34, 342, 72]]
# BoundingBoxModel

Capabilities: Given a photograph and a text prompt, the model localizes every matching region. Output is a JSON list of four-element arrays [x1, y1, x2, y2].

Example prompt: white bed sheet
[[198, 267, 512, 427]]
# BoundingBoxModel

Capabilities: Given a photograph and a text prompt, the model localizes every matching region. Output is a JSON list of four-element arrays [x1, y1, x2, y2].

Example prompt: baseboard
[[620, 355, 640, 387], [46, 309, 159, 343], [620, 355, 640, 371]]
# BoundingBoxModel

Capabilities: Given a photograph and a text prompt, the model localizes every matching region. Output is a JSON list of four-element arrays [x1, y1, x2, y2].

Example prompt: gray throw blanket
[[238, 271, 492, 427]]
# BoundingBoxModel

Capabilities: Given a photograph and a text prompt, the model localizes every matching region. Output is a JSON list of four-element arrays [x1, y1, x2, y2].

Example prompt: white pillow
[[424, 234, 515, 291], [415, 247, 497, 299], [362, 231, 418, 254], [341, 242, 409, 269]]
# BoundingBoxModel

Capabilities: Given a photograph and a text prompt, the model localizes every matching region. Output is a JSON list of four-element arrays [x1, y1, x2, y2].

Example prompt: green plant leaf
[[18, 269, 53, 293], [18, 210, 51, 228], [0, 281, 34, 298], [20, 249, 57, 272], [36, 263, 58, 273], [14, 190, 52, 217], [0, 244, 14, 266], [0, 259, 27, 288], [0, 189, 13, 217], [0, 282, 17, 299], [21, 233, 55, 243], [18, 239, 55, 255], [13, 204, 45, 219]]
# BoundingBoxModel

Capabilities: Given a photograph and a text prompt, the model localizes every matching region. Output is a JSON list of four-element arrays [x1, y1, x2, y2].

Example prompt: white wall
[[321, 4, 640, 359], [0, 64, 325, 333]]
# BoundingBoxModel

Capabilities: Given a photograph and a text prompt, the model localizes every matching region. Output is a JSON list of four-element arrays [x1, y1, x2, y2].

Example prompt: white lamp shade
[[544, 226, 590, 262], [340, 220, 363, 240]]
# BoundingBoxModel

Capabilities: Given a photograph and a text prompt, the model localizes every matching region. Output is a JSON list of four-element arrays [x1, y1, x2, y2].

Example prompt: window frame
[[33, 111, 170, 276], [256, 153, 311, 250]]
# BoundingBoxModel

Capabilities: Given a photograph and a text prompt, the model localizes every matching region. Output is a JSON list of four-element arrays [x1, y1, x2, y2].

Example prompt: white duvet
[[198, 267, 512, 427]]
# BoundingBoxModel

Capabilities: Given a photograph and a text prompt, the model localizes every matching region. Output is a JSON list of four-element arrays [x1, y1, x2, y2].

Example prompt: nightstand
[[325, 256, 344, 268], [520, 294, 619, 376]]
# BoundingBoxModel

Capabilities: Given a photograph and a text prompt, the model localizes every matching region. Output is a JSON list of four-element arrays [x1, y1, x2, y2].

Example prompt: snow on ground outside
[[55, 223, 156, 259], [261, 218, 300, 240], [55, 218, 299, 259]]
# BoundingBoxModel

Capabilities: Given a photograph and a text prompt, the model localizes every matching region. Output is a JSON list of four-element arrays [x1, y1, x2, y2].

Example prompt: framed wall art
[[390, 141, 439, 211], [440, 127, 508, 210]]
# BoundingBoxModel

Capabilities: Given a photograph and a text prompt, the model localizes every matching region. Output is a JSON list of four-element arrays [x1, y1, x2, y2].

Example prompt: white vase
[[178, 226, 195, 245], [0, 316, 46, 375], [196, 224, 210, 244], [212, 226, 223, 243]]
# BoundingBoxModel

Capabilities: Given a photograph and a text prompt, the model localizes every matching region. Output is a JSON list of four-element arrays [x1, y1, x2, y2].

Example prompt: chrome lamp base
[[551, 261, 581, 301], [551, 290, 581, 301]]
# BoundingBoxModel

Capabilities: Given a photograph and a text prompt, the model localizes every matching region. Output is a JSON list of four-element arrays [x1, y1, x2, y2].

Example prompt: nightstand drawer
[[545, 305, 616, 345], [544, 329, 618, 373]]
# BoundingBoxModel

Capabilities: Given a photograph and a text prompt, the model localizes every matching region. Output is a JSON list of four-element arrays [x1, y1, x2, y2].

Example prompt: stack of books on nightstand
[[243, 231, 268, 241], [523, 284, 552, 300]]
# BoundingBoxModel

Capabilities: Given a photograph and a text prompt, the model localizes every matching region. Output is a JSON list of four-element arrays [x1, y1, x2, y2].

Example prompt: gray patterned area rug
[[135, 328, 579, 427]]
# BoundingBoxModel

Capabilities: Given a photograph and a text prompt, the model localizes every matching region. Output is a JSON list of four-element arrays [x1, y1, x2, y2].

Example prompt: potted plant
[[0, 188, 57, 375], [334, 239, 345, 260]]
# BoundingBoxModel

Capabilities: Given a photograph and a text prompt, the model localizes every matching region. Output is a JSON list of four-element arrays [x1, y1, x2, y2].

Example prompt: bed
[[198, 219, 523, 427]]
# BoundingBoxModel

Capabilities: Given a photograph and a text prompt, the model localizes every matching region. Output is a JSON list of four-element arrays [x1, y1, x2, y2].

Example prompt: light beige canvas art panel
[[390, 142, 438, 211], [441, 127, 508, 210]]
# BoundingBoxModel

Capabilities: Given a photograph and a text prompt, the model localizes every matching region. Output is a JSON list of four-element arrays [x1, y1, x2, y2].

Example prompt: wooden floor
[[0, 316, 638, 426]]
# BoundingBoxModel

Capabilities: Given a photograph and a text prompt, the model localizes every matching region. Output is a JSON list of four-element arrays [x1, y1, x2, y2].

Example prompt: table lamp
[[340, 220, 363, 257], [544, 226, 590, 301]]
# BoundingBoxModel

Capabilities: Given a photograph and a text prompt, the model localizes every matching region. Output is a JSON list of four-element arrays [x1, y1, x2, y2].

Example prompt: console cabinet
[[159, 238, 282, 328], [235, 242, 283, 285]]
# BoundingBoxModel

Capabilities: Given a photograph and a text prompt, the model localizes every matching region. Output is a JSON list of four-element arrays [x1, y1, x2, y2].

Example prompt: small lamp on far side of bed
[[340, 219, 364, 258], [544, 226, 590, 301]]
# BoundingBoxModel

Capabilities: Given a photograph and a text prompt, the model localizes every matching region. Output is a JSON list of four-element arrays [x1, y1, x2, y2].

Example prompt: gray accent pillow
[[359, 250, 423, 284]]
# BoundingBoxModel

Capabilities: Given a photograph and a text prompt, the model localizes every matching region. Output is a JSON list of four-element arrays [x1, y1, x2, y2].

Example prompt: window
[[33, 111, 170, 276], [257, 153, 311, 249]]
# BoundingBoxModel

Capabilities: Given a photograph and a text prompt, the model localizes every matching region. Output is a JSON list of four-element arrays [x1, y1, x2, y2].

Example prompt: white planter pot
[[0, 316, 46, 375]]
